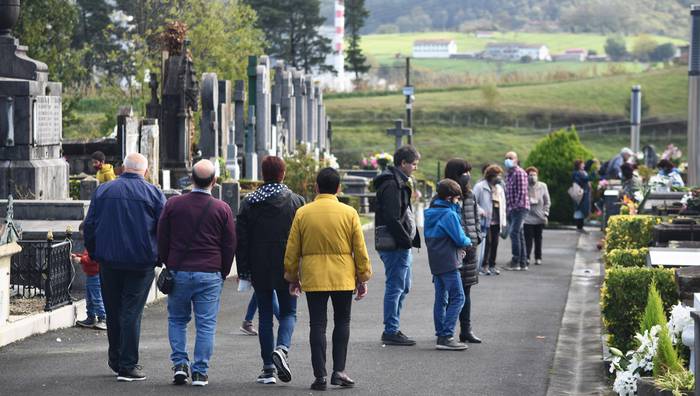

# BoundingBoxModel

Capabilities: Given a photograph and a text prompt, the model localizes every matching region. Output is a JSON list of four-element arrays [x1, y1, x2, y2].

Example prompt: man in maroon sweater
[[157, 159, 236, 387]]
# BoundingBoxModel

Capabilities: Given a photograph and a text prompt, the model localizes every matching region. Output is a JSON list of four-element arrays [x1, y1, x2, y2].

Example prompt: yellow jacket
[[284, 194, 372, 292], [96, 164, 117, 183]]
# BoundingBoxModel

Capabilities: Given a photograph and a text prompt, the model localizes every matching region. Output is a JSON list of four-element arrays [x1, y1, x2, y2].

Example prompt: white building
[[552, 48, 588, 62], [412, 39, 458, 59], [482, 43, 551, 61]]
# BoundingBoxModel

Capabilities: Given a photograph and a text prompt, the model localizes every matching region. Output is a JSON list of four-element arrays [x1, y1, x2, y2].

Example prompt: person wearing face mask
[[572, 160, 591, 231], [523, 167, 550, 266], [92, 151, 117, 183], [424, 179, 472, 351], [474, 165, 507, 275], [503, 151, 530, 271], [441, 159, 482, 344]]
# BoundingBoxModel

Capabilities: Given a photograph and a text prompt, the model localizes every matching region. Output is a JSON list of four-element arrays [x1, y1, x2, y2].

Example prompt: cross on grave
[[386, 119, 412, 151]]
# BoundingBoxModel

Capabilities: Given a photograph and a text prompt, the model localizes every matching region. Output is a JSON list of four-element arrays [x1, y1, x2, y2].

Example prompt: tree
[[650, 43, 676, 63], [632, 34, 658, 62], [604, 36, 627, 61], [245, 0, 333, 73], [344, 0, 370, 81]]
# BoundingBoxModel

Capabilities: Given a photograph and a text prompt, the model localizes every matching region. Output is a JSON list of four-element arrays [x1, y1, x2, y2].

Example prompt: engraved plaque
[[33, 96, 62, 146]]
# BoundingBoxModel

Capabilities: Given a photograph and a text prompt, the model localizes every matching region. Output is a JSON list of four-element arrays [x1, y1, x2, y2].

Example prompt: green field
[[362, 31, 688, 62]]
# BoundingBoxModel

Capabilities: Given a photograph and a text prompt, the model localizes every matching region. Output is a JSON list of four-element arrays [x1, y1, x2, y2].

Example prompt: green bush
[[285, 144, 321, 202], [605, 215, 660, 254], [605, 248, 649, 268], [654, 325, 683, 378], [69, 179, 80, 200], [525, 128, 593, 223], [640, 282, 666, 333], [601, 266, 678, 352]]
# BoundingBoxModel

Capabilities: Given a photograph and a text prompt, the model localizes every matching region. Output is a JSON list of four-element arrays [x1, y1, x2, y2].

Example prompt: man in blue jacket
[[424, 179, 472, 351], [84, 153, 166, 382]]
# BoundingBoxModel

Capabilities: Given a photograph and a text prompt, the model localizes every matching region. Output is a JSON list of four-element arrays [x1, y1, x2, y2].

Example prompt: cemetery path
[[0, 229, 585, 395]]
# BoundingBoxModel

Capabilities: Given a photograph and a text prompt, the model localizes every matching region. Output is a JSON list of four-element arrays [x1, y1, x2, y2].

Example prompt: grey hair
[[123, 153, 148, 171], [621, 147, 634, 155]]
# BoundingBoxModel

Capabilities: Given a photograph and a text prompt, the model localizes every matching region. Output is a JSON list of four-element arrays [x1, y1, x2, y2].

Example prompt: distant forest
[[321, 0, 692, 38]]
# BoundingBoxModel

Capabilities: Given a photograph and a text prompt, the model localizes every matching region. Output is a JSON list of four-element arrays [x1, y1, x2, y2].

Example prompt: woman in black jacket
[[236, 156, 305, 384], [444, 159, 482, 344]]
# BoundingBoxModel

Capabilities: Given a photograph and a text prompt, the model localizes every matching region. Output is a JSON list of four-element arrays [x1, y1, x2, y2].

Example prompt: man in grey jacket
[[523, 166, 550, 266]]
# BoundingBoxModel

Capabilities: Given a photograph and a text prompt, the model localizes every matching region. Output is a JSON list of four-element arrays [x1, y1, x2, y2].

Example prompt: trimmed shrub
[[653, 325, 683, 378], [640, 282, 666, 333], [525, 128, 593, 223], [605, 215, 660, 254], [601, 267, 678, 352], [605, 248, 649, 268]]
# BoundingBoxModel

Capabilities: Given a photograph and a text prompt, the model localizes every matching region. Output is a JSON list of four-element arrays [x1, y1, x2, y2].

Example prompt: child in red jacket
[[71, 251, 107, 330]]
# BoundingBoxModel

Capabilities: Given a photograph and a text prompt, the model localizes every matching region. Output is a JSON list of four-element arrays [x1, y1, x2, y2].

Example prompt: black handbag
[[157, 198, 215, 294], [375, 225, 397, 251]]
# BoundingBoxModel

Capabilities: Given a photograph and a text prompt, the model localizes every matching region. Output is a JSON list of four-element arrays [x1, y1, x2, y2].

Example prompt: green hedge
[[605, 248, 649, 268], [601, 267, 678, 352], [525, 128, 593, 224], [605, 215, 660, 254], [69, 180, 80, 200]]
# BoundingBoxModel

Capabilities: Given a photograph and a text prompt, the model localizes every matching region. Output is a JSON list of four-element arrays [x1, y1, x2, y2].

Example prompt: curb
[[0, 268, 168, 348]]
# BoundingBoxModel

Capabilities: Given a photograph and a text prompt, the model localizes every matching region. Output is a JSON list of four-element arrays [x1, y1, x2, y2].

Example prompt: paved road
[[0, 230, 579, 395]]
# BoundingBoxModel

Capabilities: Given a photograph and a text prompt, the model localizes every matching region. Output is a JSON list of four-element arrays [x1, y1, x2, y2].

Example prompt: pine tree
[[344, 0, 370, 81]]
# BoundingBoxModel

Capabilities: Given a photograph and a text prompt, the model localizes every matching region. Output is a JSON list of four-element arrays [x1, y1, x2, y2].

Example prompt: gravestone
[[117, 106, 139, 159], [293, 71, 307, 145], [199, 73, 219, 159], [211, 183, 222, 200], [386, 119, 412, 151], [306, 79, 318, 146], [145, 72, 160, 119], [228, 80, 244, 179], [316, 86, 326, 152], [0, 5, 69, 200], [140, 119, 159, 185], [643, 145, 658, 168], [222, 181, 241, 216], [244, 56, 258, 180], [79, 177, 98, 200], [256, 57, 272, 164], [218, 79, 232, 161], [280, 65, 295, 156]]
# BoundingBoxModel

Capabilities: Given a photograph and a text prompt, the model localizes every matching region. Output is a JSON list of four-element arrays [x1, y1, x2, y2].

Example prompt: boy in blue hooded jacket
[[424, 179, 472, 351]]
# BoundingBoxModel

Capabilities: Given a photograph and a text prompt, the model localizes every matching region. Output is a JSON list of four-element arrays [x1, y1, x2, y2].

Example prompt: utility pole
[[404, 57, 415, 146], [688, 5, 700, 186], [630, 85, 642, 154]]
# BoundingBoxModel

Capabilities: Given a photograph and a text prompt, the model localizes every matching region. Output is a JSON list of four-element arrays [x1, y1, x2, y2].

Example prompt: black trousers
[[524, 224, 544, 261], [458, 285, 472, 330], [100, 265, 155, 370], [483, 224, 500, 268], [306, 291, 353, 378]]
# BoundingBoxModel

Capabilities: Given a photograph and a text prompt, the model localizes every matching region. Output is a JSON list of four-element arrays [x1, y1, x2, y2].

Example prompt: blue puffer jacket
[[424, 199, 472, 275], [84, 173, 166, 270]]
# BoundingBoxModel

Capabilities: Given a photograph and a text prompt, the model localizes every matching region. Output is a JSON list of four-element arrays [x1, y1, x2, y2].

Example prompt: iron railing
[[11, 237, 73, 311]]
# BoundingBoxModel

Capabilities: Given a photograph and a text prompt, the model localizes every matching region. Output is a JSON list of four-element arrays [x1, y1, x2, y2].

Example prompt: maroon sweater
[[157, 192, 237, 277]]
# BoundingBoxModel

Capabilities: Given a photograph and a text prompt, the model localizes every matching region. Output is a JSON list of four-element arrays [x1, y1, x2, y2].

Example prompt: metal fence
[[11, 239, 73, 311]]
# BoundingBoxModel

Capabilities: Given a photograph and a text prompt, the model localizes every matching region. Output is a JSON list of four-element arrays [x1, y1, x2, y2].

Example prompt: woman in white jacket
[[473, 165, 508, 275]]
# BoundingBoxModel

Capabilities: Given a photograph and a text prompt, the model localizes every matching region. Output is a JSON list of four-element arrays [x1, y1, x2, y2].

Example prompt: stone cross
[[293, 71, 307, 145], [386, 119, 412, 151], [199, 72, 219, 159]]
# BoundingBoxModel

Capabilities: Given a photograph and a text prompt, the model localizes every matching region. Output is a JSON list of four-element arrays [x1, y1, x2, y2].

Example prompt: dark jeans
[[508, 208, 528, 266], [483, 224, 500, 268], [459, 285, 472, 330], [306, 291, 353, 379], [257, 288, 297, 368], [100, 265, 155, 370], [245, 291, 280, 322], [524, 223, 544, 261]]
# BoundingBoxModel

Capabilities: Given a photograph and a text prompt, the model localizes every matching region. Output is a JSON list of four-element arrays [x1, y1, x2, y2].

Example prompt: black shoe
[[256, 368, 277, 384], [172, 363, 189, 385], [381, 331, 416, 346], [191, 372, 208, 386], [272, 348, 291, 383], [117, 365, 147, 382], [462, 328, 482, 344], [76, 316, 96, 328], [331, 371, 355, 388], [503, 261, 521, 271], [311, 377, 327, 391]]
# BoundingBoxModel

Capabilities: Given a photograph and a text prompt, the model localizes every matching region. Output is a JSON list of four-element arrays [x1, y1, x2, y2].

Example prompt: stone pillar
[[256, 57, 272, 166], [230, 80, 245, 179], [293, 71, 307, 146], [281, 66, 295, 156], [199, 72, 219, 159], [688, 5, 700, 186], [218, 80, 232, 161], [272, 61, 285, 156], [0, 242, 22, 324], [211, 183, 222, 200], [306, 79, 317, 147], [117, 106, 139, 159], [140, 119, 160, 185], [245, 56, 258, 180], [316, 87, 326, 152], [79, 177, 98, 200], [222, 181, 241, 216]]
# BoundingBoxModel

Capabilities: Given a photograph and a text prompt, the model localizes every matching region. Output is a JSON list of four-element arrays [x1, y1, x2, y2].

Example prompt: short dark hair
[[621, 163, 635, 178], [262, 156, 286, 183], [573, 159, 583, 170], [657, 159, 674, 171], [437, 179, 462, 200], [484, 165, 503, 179], [393, 145, 420, 167], [481, 163, 492, 174], [444, 159, 471, 182], [192, 168, 215, 188], [91, 151, 106, 162], [316, 167, 340, 194]]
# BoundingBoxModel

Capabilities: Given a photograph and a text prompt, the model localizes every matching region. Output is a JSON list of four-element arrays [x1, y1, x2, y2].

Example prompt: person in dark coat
[[572, 159, 591, 231], [443, 159, 482, 344], [236, 156, 305, 385]]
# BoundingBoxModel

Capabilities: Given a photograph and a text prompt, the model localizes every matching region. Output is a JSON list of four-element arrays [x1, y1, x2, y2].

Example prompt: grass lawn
[[362, 31, 687, 61]]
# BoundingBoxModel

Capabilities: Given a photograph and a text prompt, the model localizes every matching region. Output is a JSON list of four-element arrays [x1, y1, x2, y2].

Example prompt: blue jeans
[[167, 271, 223, 375], [244, 291, 280, 322], [380, 249, 412, 334], [433, 270, 465, 337], [86, 274, 106, 319], [256, 288, 297, 368], [508, 208, 528, 266], [476, 219, 489, 272]]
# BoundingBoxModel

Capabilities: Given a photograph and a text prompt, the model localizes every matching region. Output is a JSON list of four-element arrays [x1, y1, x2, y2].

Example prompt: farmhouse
[[412, 39, 458, 59], [552, 48, 588, 62], [482, 42, 551, 61]]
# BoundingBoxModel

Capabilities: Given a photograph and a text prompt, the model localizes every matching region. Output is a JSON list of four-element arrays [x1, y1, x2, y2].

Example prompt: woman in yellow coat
[[284, 168, 372, 391]]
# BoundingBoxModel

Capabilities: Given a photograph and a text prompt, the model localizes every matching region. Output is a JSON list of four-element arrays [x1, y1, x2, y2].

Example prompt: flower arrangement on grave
[[322, 153, 339, 169], [681, 188, 700, 214], [619, 195, 639, 216], [360, 152, 393, 171], [661, 144, 683, 167]]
